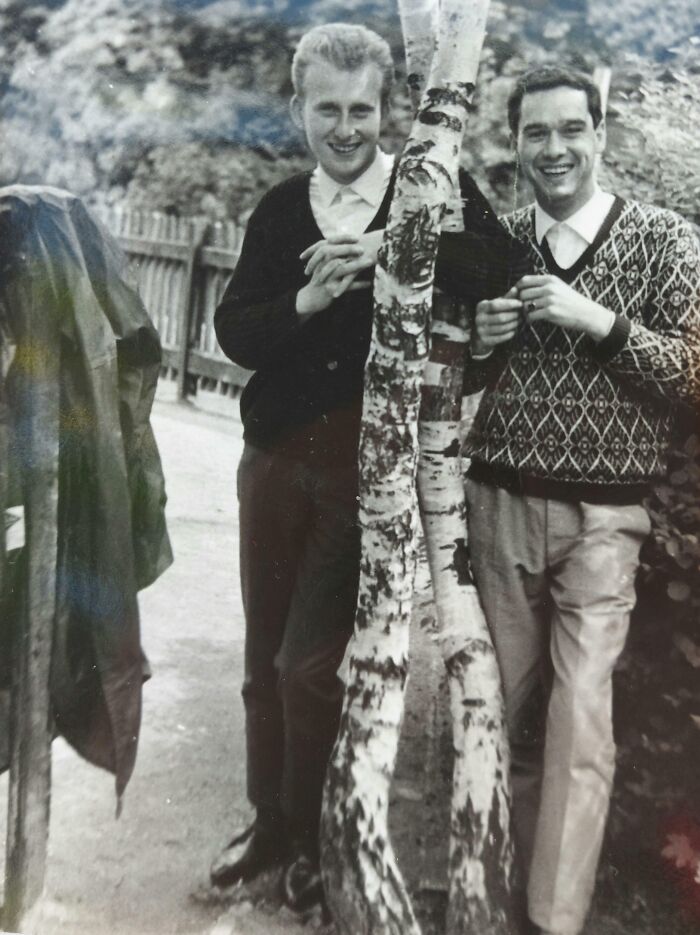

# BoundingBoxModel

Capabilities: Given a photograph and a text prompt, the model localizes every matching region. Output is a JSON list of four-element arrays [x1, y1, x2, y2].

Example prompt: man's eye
[[526, 130, 546, 142], [563, 126, 584, 136]]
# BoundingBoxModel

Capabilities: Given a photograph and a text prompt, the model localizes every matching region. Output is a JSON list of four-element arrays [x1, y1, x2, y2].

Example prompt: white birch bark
[[419, 350, 515, 933], [321, 3, 493, 932], [400, 3, 514, 924]]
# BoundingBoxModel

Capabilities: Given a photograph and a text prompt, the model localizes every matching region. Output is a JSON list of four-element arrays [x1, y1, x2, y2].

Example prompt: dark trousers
[[237, 442, 360, 852]]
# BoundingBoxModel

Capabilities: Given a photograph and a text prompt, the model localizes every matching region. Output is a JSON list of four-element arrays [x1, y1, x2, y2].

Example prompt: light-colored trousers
[[465, 479, 650, 935]]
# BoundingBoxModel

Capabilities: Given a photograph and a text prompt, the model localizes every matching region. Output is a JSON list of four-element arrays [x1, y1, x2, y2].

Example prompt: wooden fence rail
[[98, 208, 251, 400]]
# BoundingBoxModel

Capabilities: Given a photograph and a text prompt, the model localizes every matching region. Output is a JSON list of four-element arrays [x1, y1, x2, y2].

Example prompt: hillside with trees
[[0, 1, 698, 220]]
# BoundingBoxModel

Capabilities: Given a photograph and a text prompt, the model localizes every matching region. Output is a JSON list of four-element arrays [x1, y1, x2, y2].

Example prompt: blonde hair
[[292, 23, 394, 104]]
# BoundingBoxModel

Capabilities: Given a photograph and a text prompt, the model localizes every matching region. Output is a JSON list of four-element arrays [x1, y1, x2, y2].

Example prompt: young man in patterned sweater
[[461, 66, 700, 935]]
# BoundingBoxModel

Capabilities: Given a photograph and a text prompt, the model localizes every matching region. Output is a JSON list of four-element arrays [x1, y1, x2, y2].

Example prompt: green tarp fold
[[0, 185, 173, 798]]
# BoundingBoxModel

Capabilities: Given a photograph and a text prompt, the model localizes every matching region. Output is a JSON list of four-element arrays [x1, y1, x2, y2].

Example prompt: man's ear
[[380, 95, 391, 127], [290, 96, 304, 132]]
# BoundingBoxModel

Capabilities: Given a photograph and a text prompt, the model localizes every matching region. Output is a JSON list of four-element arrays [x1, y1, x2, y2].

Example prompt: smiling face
[[516, 86, 606, 219], [291, 61, 385, 185]]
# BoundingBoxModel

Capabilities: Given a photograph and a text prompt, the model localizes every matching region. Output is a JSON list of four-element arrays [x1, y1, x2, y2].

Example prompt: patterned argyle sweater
[[463, 198, 700, 501]]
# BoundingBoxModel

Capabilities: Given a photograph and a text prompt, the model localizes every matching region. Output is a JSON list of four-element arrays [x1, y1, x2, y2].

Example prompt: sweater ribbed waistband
[[466, 459, 650, 506]]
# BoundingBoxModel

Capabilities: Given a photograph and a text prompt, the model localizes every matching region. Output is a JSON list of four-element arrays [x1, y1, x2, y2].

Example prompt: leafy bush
[[643, 432, 700, 630], [123, 141, 310, 220]]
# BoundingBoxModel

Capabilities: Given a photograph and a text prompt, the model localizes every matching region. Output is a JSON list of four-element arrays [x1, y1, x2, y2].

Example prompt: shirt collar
[[535, 187, 615, 245], [313, 149, 394, 209]]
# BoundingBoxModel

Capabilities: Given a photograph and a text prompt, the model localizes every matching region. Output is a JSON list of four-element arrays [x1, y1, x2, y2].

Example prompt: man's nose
[[542, 131, 565, 157], [334, 112, 355, 139]]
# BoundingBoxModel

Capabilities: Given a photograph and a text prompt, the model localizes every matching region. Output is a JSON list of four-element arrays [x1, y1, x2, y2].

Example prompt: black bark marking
[[418, 110, 463, 133], [445, 652, 470, 678], [402, 139, 436, 159], [347, 655, 409, 684], [448, 787, 514, 933], [397, 156, 453, 190], [385, 205, 441, 287], [406, 72, 423, 93], [372, 294, 429, 358], [420, 376, 464, 421], [481, 787, 517, 927], [425, 83, 476, 109], [449, 537, 475, 586], [442, 438, 461, 457]]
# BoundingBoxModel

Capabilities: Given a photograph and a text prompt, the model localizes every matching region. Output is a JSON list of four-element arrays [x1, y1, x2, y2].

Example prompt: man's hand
[[473, 287, 523, 355], [516, 274, 615, 341], [296, 263, 358, 319], [300, 231, 383, 281], [296, 231, 384, 320]]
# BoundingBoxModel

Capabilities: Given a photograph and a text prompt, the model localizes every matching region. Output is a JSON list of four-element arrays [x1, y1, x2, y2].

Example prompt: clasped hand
[[295, 231, 382, 318], [473, 274, 614, 354]]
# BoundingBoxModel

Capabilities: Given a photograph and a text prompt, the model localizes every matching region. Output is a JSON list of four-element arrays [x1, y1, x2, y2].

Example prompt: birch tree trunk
[[321, 3, 492, 932], [419, 343, 515, 934]]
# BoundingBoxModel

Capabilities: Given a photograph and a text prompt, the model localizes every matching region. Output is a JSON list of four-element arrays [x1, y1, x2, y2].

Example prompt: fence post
[[3, 335, 60, 932], [176, 219, 209, 400]]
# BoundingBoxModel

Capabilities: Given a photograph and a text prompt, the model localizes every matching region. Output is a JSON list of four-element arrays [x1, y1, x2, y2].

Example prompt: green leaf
[[670, 469, 689, 485], [668, 580, 691, 602], [655, 485, 674, 505], [665, 538, 681, 558], [683, 434, 700, 457], [674, 632, 700, 667]]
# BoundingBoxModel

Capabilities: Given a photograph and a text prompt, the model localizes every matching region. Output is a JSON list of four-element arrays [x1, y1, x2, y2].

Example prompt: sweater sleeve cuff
[[590, 314, 631, 363], [463, 347, 502, 395]]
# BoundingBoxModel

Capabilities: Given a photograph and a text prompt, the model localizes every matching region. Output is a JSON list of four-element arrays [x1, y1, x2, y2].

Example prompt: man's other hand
[[516, 275, 615, 341], [473, 287, 523, 355], [295, 262, 358, 319]]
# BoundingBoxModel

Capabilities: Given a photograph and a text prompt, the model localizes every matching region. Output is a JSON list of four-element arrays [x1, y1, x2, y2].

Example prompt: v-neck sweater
[[463, 199, 700, 500]]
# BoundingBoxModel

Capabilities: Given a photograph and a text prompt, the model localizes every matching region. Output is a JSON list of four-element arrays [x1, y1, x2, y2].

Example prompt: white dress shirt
[[535, 188, 615, 269], [309, 149, 394, 239]]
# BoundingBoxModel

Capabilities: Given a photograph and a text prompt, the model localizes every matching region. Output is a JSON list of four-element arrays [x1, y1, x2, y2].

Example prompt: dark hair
[[507, 66, 603, 136]]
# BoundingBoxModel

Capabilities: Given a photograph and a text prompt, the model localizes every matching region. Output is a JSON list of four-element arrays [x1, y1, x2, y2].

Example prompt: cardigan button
[[327, 360, 338, 371]]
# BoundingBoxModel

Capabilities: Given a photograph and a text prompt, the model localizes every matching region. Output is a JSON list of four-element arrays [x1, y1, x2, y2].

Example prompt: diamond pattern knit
[[464, 200, 700, 488]]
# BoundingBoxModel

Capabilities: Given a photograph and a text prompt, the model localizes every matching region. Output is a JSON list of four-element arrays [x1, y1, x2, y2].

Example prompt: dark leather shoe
[[210, 822, 287, 888], [281, 851, 324, 912]]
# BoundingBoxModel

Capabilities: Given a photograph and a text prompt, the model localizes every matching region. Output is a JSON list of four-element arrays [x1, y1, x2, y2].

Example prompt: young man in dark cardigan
[[461, 66, 700, 935], [211, 23, 396, 910]]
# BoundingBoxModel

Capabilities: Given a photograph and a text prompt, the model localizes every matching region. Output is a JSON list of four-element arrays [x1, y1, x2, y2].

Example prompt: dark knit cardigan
[[214, 172, 389, 463], [463, 198, 700, 502], [215, 169, 528, 462]]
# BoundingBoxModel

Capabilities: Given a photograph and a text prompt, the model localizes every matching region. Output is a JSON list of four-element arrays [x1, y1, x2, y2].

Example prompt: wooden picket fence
[[98, 208, 251, 400]]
